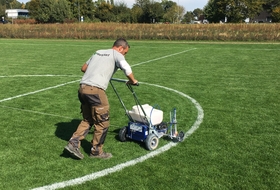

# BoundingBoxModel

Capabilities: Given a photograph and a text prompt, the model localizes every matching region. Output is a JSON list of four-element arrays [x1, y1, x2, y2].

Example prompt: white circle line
[[31, 81, 204, 190]]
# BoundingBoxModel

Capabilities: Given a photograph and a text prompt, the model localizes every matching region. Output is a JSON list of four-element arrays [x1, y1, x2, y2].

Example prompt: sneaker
[[90, 152, 112, 159], [64, 143, 84, 160]]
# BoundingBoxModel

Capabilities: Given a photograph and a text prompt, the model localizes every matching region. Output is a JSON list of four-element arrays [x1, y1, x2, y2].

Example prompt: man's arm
[[81, 63, 88, 73], [126, 73, 138, 85]]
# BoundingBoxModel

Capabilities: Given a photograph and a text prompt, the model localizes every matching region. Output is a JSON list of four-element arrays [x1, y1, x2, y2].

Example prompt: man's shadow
[[55, 119, 93, 158]]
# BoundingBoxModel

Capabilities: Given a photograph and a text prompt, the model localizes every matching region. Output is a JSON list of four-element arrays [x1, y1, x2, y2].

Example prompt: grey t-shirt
[[80, 49, 132, 90]]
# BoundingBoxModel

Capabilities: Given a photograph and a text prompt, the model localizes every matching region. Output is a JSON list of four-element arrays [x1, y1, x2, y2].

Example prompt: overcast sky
[[19, 0, 209, 12]]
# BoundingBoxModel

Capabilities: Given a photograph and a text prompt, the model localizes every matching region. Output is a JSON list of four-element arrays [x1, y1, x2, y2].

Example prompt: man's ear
[[117, 46, 123, 52]]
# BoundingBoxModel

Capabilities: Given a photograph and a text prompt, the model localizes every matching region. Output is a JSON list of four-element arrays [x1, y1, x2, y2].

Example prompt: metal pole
[[178, 0, 180, 23], [78, 0, 80, 22]]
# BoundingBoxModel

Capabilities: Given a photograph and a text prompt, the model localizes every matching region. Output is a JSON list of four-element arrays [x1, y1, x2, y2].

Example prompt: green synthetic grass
[[0, 39, 279, 190]]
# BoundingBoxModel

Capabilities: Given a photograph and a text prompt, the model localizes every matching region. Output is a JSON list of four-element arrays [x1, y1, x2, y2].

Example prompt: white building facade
[[5, 9, 29, 19]]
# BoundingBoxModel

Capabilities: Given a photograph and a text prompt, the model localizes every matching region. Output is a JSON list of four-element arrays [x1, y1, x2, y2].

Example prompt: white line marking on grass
[[0, 80, 79, 103], [0, 75, 81, 78], [0, 105, 73, 119], [0, 48, 197, 103], [132, 48, 197, 67], [31, 81, 204, 190], [0, 48, 199, 115]]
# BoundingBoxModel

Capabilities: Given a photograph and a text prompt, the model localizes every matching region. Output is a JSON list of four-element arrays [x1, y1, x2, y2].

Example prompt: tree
[[163, 4, 178, 23], [193, 8, 203, 19], [25, 1, 31, 9], [243, 0, 265, 22], [80, 0, 95, 21], [183, 11, 195, 23], [112, 2, 131, 23], [68, 0, 79, 21], [94, 1, 114, 22], [161, 1, 185, 23], [148, 2, 164, 23], [1, 0, 22, 9], [271, 5, 280, 22], [134, 0, 152, 23], [28, 0, 40, 19], [161, 0, 176, 12], [67, 0, 95, 22], [130, 5, 143, 23], [51, 0, 71, 23], [263, 0, 280, 12], [36, 0, 54, 23], [177, 5, 185, 23], [29, 0, 71, 23], [225, 0, 247, 23], [0, 0, 6, 17], [203, 0, 278, 23], [9, 0, 22, 9], [263, 0, 280, 22], [203, 0, 227, 23]]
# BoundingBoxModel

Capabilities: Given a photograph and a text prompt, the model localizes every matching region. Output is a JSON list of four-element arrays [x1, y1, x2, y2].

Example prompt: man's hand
[[126, 73, 138, 86], [126, 80, 139, 86], [81, 63, 88, 73]]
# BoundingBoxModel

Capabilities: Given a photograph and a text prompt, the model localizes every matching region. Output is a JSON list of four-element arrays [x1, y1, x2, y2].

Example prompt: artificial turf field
[[0, 39, 279, 189]]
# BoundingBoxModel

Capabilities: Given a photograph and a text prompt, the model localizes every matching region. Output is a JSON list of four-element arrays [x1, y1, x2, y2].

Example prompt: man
[[64, 38, 138, 159]]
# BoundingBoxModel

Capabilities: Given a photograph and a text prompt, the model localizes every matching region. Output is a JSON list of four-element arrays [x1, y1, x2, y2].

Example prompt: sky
[[19, 0, 209, 12]]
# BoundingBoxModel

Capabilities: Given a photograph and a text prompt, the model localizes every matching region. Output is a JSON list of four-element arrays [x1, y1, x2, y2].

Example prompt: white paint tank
[[128, 104, 163, 125]]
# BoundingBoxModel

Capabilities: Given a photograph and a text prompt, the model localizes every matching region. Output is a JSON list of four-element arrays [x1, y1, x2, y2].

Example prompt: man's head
[[113, 38, 130, 56]]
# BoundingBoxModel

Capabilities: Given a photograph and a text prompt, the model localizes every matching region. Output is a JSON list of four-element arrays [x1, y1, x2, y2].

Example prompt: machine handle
[[111, 78, 127, 83], [111, 78, 139, 86], [129, 82, 139, 86]]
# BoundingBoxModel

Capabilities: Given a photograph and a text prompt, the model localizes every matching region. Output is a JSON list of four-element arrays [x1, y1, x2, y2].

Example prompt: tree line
[[1, 0, 280, 23], [204, 0, 280, 23]]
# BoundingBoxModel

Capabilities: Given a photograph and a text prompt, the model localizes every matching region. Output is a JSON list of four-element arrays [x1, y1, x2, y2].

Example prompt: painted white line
[[0, 75, 80, 78], [0, 105, 73, 119], [0, 48, 196, 103], [0, 80, 79, 103], [31, 82, 204, 190], [132, 48, 197, 67], [0, 49, 195, 78]]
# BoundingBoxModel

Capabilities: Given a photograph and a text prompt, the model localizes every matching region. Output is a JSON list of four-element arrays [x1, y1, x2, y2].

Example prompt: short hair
[[113, 38, 130, 48]]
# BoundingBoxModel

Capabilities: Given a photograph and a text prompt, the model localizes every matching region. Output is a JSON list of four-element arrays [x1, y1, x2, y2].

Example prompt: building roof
[[5, 9, 29, 13]]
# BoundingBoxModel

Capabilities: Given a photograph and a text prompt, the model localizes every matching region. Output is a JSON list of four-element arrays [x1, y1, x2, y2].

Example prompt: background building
[[5, 9, 29, 19]]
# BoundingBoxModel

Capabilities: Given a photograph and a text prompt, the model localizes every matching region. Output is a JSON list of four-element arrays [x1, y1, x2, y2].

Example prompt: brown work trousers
[[69, 84, 110, 155]]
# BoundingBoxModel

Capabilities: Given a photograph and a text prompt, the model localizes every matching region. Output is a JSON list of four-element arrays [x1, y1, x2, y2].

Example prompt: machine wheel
[[158, 122, 168, 130], [178, 131, 185, 142], [119, 127, 127, 142], [145, 133, 159, 150]]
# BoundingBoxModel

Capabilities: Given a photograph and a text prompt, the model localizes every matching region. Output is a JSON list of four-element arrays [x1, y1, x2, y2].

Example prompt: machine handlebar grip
[[111, 78, 139, 86], [130, 82, 139, 86]]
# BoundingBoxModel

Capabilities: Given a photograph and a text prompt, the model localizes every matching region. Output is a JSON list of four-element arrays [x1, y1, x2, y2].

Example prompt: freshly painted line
[[0, 74, 81, 78], [0, 105, 73, 119], [0, 48, 195, 78], [0, 80, 79, 103], [31, 81, 204, 190], [132, 48, 197, 67], [0, 48, 196, 102]]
